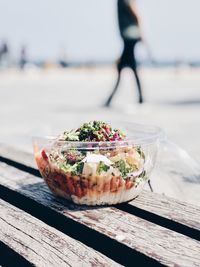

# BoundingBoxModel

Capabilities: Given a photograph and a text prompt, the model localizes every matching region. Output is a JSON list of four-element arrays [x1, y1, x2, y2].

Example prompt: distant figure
[[0, 41, 9, 65], [104, 0, 143, 106], [19, 46, 27, 69], [58, 45, 68, 68]]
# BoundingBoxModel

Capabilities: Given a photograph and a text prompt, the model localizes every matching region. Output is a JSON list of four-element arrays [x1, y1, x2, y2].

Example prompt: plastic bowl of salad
[[33, 121, 161, 205]]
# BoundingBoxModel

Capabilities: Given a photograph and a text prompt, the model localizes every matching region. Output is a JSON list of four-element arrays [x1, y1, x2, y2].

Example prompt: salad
[[34, 121, 148, 205]]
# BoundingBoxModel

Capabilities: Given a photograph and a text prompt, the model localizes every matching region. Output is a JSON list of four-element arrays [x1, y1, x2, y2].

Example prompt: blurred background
[[0, 0, 200, 204]]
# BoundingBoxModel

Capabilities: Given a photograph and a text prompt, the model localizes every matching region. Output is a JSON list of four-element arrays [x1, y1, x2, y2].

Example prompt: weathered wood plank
[[0, 144, 40, 177], [0, 198, 120, 267], [0, 145, 199, 235], [0, 162, 200, 267], [0, 143, 35, 168], [129, 190, 200, 232]]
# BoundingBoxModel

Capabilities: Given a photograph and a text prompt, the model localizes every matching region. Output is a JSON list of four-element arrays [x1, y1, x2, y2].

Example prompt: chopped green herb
[[60, 121, 126, 142], [59, 163, 71, 173], [115, 160, 131, 177], [71, 162, 84, 176], [63, 131, 79, 141], [96, 161, 110, 175]]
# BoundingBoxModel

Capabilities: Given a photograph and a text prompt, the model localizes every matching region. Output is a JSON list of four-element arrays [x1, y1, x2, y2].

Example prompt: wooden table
[[0, 145, 199, 267]]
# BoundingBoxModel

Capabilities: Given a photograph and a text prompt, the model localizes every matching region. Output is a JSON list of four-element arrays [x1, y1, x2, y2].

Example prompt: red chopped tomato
[[41, 149, 48, 160]]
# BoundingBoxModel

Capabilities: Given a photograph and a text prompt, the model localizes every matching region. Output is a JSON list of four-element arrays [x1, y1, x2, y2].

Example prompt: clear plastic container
[[33, 122, 162, 205]]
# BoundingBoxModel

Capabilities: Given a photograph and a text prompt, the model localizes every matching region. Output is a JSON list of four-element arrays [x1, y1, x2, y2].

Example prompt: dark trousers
[[105, 39, 143, 106]]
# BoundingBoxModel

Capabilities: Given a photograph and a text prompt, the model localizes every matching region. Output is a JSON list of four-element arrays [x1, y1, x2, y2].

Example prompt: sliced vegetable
[[41, 150, 48, 160]]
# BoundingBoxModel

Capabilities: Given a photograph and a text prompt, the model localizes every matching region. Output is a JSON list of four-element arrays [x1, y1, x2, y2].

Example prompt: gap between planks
[[0, 149, 199, 240], [0, 198, 120, 267], [0, 162, 200, 266]]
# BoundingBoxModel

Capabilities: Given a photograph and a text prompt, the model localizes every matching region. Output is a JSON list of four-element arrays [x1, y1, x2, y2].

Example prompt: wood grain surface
[[129, 190, 200, 232], [0, 199, 120, 267], [0, 161, 200, 267], [0, 145, 199, 233]]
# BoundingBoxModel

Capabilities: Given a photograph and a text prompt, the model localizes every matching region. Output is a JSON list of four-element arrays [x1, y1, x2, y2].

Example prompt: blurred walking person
[[0, 41, 9, 67], [19, 46, 27, 70], [104, 0, 143, 107]]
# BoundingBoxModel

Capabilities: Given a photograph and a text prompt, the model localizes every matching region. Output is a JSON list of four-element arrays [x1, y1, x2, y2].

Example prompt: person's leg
[[130, 41, 144, 103], [132, 67, 143, 103], [104, 41, 127, 107], [104, 67, 122, 107]]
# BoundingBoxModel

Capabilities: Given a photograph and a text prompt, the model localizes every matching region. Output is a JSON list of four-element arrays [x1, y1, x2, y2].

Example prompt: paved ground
[[0, 66, 200, 205]]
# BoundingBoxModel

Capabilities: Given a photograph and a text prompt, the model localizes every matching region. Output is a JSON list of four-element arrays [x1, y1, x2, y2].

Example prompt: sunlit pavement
[[1, 66, 200, 204]]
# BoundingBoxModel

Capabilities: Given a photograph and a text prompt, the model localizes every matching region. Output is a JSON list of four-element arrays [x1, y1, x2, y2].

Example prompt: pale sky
[[0, 0, 199, 62]]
